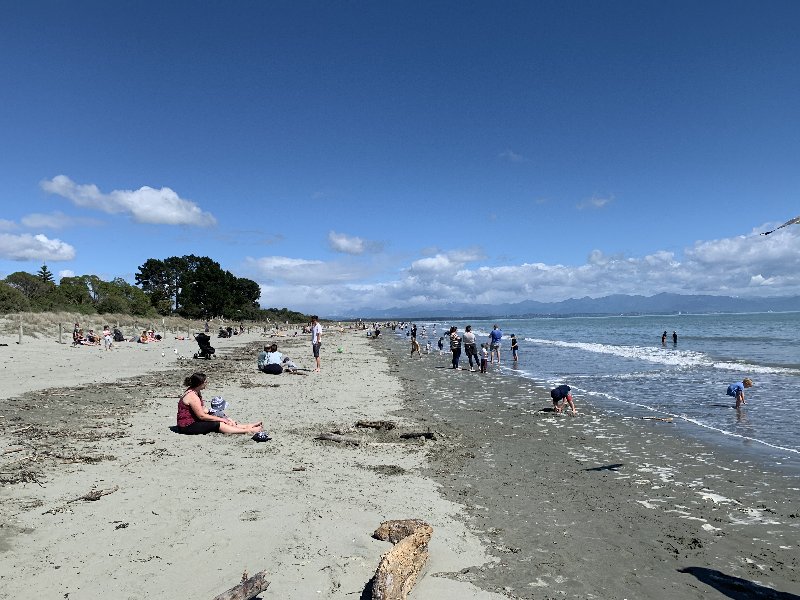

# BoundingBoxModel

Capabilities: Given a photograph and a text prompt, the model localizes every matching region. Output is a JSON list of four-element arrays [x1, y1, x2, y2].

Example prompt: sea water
[[406, 312, 799, 468]]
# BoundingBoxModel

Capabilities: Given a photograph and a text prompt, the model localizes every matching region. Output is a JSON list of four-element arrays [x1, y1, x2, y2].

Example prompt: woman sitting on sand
[[176, 372, 263, 435]]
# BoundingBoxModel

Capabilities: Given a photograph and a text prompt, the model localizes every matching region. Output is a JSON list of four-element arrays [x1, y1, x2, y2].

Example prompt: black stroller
[[193, 332, 215, 359]]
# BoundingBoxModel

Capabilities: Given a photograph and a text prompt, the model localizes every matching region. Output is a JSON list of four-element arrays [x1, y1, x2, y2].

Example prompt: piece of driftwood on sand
[[315, 432, 361, 445], [211, 569, 270, 600], [370, 519, 432, 600], [355, 420, 396, 431]]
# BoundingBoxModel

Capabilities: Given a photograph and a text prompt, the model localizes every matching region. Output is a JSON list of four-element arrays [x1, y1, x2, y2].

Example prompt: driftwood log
[[315, 433, 360, 445], [371, 519, 432, 600], [211, 569, 270, 600], [68, 485, 119, 503], [356, 420, 396, 431], [398, 431, 436, 441]]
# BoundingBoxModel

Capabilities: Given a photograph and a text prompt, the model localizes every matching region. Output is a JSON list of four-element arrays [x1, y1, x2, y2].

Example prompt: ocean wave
[[524, 337, 800, 376]]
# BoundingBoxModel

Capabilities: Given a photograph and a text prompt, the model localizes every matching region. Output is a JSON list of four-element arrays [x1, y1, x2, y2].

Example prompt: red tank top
[[177, 390, 203, 427]]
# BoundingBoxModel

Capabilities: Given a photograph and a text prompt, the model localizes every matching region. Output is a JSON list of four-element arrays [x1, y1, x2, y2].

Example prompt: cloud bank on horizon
[[245, 226, 800, 314], [1, 172, 798, 314]]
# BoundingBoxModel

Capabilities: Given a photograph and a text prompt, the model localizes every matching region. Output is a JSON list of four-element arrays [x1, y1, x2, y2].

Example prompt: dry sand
[[0, 328, 503, 599]]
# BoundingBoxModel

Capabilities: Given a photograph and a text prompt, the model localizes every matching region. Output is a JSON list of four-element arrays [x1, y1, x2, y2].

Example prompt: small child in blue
[[726, 378, 753, 409]]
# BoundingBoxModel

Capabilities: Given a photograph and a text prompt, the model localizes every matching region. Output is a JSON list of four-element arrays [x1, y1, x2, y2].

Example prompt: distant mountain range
[[330, 293, 800, 320]]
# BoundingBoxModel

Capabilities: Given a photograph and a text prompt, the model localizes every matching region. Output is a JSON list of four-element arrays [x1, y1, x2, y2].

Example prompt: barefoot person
[[176, 372, 263, 435], [310, 315, 322, 372], [489, 324, 503, 363], [727, 378, 753, 409], [550, 384, 577, 415]]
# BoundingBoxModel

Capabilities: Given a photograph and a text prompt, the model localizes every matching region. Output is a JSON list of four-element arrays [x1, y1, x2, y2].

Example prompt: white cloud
[[244, 256, 368, 286], [499, 149, 526, 163], [578, 194, 613, 210], [0, 219, 17, 232], [244, 229, 800, 314], [0, 233, 76, 261], [58, 269, 75, 279], [41, 175, 216, 226], [21, 211, 103, 229], [328, 231, 384, 255]]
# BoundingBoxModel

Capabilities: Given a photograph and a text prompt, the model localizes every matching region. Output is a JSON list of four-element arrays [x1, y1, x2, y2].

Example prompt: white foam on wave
[[524, 337, 800, 375]]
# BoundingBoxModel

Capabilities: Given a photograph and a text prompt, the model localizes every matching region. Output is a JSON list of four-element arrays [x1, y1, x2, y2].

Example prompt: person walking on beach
[[449, 326, 462, 369], [511, 334, 519, 362], [462, 325, 479, 371], [438, 336, 445, 355], [489, 324, 503, 363], [727, 378, 753, 409], [310, 315, 322, 372]]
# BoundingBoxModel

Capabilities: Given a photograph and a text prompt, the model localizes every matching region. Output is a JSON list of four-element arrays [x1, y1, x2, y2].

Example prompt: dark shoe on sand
[[252, 432, 272, 442]]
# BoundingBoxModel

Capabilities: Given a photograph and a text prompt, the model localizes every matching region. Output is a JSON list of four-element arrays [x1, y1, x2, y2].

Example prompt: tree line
[[0, 256, 310, 323]]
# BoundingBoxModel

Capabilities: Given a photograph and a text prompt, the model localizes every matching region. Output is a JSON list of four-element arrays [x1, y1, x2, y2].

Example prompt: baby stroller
[[193, 332, 215, 359]]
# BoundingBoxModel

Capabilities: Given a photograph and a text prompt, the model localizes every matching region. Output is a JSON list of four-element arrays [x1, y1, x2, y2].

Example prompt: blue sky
[[1, 1, 798, 315]]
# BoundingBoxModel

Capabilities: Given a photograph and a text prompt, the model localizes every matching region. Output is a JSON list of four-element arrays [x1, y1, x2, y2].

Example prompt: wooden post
[[18, 324, 23, 344], [59, 322, 63, 344]]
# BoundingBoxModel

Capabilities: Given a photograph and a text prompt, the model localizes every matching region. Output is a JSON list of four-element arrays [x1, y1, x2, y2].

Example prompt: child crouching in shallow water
[[727, 378, 753, 409], [176, 372, 263, 435]]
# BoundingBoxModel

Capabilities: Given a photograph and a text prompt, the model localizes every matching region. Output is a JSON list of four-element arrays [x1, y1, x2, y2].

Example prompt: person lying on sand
[[176, 372, 263, 435]]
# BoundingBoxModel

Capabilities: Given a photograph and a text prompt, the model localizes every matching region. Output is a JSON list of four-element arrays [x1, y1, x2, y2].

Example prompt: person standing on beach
[[511, 334, 519, 361], [661, 330, 668, 345], [462, 325, 479, 371], [310, 315, 322, 372], [449, 326, 462, 369], [672, 331, 678, 344], [410, 335, 421, 358], [480, 343, 489, 373], [727, 378, 753, 409], [489, 324, 503, 363]]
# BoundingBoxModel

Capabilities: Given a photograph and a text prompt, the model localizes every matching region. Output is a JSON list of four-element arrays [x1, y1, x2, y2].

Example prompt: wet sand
[[379, 333, 800, 599]]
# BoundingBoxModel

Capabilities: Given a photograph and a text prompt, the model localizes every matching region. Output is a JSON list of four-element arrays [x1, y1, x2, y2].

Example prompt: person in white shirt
[[310, 315, 322, 372]]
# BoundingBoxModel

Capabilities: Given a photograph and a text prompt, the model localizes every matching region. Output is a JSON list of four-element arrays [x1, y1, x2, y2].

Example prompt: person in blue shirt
[[726, 378, 753, 409], [489, 324, 503, 363]]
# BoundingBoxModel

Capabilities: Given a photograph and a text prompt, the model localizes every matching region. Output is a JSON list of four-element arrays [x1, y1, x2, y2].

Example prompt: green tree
[[37, 264, 55, 283], [58, 276, 94, 307], [0, 282, 30, 312], [5, 271, 50, 303]]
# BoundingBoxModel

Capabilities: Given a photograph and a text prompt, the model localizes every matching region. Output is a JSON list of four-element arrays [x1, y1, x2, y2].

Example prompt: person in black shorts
[[550, 384, 577, 415]]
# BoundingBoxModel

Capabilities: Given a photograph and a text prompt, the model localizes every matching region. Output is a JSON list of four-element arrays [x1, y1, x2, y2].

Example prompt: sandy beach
[[1, 324, 798, 600], [0, 327, 501, 599]]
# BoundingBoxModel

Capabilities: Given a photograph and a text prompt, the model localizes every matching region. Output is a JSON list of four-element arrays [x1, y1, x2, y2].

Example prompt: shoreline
[[0, 330, 504, 598], [376, 330, 800, 599]]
